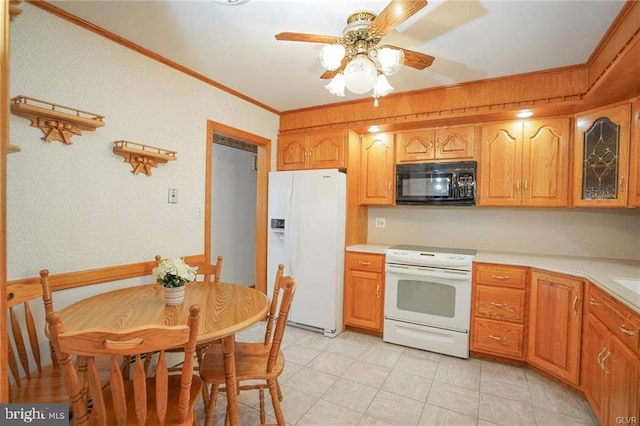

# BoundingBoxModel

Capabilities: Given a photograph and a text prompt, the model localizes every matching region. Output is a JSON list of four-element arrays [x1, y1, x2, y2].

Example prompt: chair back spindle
[[264, 264, 285, 345]]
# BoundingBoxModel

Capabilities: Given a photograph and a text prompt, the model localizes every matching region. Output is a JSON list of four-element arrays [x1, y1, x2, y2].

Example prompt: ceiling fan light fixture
[[320, 44, 346, 71], [373, 73, 394, 98], [325, 73, 346, 97], [344, 55, 378, 94], [378, 47, 404, 75]]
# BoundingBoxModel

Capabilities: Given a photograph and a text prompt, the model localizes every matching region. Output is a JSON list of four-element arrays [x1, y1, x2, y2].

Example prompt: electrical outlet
[[375, 217, 386, 228], [168, 188, 178, 204]]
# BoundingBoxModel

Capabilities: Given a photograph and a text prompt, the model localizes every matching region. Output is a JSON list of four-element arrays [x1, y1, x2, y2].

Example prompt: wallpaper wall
[[7, 4, 279, 280]]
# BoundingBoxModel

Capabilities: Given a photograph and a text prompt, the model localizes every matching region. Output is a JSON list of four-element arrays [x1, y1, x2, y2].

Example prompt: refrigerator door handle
[[284, 188, 293, 275], [289, 188, 297, 275]]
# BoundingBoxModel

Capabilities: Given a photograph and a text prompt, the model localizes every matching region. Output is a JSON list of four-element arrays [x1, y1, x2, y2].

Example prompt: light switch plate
[[375, 217, 386, 228], [168, 188, 178, 204]]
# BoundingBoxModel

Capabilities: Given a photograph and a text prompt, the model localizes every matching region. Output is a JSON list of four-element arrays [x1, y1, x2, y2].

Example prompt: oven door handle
[[386, 264, 471, 280]]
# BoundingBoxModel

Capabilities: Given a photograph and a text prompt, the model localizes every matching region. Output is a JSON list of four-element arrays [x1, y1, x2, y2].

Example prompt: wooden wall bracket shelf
[[113, 140, 177, 176], [9, 0, 23, 21], [10, 95, 105, 144]]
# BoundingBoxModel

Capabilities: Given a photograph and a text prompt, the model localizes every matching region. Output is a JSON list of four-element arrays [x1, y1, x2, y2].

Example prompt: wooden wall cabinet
[[527, 270, 583, 386], [344, 252, 385, 333], [277, 129, 347, 171], [628, 98, 640, 207], [478, 118, 570, 207], [573, 103, 631, 207], [471, 263, 528, 360], [360, 133, 395, 205], [582, 283, 640, 426], [396, 125, 475, 163]]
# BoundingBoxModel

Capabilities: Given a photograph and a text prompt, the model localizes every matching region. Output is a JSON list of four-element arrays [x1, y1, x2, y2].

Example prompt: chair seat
[[98, 375, 202, 426], [9, 364, 68, 404], [199, 342, 284, 385]]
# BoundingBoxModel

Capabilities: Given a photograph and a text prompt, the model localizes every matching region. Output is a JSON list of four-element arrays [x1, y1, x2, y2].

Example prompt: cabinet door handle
[[523, 180, 529, 190], [376, 284, 380, 297], [491, 275, 509, 280], [572, 295, 579, 314], [515, 181, 521, 193], [619, 324, 636, 336], [358, 261, 372, 266], [589, 298, 600, 306], [596, 347, 606, 371], [619, 175, 624, 189], [601, 350, 611, 375], [488, 334, 505, 341], [490, 302, 508, 308]]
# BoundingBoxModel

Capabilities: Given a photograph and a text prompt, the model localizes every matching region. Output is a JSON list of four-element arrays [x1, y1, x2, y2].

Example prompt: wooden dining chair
[[154, 254, 223, 284], [46, 304, 202, 426], [155, 254, 224, 373], [8, 269, 68, 405], [199, 269, 296, 426], [194, 255, 224, 284]]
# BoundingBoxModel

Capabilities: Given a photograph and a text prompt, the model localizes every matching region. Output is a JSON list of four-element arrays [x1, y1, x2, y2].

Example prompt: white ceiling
[[48, 0, 626, 113]]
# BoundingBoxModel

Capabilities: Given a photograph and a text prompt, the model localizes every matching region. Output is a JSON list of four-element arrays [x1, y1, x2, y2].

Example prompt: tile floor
[[195, 323, 597, 426]]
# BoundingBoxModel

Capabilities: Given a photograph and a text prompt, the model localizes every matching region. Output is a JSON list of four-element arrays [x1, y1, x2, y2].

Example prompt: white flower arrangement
[[152, 257, 197, 288]]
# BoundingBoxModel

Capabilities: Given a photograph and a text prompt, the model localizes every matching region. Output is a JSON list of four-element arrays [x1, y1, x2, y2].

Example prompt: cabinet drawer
[[474, 263, 527, 289], [346, 252, 385, 273], [587, 283, 640, 356], [472, 318, 525, 359], [474, 286, 525, 323]]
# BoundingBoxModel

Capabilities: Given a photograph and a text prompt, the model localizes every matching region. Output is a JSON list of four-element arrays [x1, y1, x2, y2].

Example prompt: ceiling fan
[[275, 0, 435, 106]]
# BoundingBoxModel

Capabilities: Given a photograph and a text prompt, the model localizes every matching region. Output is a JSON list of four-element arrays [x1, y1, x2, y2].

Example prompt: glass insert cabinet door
[[573, 103, 630, 207]]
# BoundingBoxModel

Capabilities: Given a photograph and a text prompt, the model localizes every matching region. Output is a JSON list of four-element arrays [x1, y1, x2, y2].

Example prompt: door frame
[[206, 120, 271, 294]]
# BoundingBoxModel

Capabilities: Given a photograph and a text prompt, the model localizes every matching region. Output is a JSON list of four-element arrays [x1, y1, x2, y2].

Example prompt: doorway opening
[[205, 121, 270, 294]]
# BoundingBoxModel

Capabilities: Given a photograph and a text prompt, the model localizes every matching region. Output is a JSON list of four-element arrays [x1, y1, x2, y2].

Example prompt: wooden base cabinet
[[471, 263, 528, 360], [344, 252, 385, 333], [527, 270, 583, 386], [583, 282, 640, 426]]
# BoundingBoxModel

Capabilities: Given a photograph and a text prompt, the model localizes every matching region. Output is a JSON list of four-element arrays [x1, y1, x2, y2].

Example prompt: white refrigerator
[[267, 169, 346, 337]]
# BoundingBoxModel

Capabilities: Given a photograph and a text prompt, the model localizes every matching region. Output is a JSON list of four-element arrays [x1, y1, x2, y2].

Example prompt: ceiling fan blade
[[320, 57, 349, 80], [387, 45, 435, 70], [275, 32, 342, 44], [370, 0, 427, 36]]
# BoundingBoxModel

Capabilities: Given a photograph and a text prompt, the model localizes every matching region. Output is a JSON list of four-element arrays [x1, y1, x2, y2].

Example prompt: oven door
[[384, 263, 471, 332], [396, 171, 455, 204]]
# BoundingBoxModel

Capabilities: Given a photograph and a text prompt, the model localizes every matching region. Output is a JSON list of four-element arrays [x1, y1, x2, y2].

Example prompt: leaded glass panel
[[582, 117, 620, 200]]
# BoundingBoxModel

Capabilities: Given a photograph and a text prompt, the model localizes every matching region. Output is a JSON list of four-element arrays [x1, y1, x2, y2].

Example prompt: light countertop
[[346, 244, 640, 313]]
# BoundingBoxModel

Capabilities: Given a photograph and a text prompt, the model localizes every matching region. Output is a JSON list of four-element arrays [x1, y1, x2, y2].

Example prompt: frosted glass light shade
[[378, 47, 404, 75], [325, 73, 346, 97], [320, 44, 346, 71], [343, 55, 377, 94], [373, 74, 394, 98]]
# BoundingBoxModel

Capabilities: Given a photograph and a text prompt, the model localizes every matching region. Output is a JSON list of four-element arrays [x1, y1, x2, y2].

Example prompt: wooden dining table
[[56, 281, 270, 425]]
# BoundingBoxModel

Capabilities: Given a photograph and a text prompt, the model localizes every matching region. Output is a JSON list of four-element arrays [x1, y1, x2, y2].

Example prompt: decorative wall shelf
[[10, 95, 105, 145], [9, 0, 22, 21], [7, 144, 21, 154], [113, 141, 177, 176]]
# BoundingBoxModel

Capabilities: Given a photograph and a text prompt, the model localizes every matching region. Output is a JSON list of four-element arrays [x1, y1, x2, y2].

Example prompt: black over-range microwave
[[395, 161, 477, 206]]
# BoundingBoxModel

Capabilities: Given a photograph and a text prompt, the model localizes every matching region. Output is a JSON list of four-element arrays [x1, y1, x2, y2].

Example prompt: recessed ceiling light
[[368, 125, 381, 133], [516, 110, 534, 118], [211, 0, 250, 5]]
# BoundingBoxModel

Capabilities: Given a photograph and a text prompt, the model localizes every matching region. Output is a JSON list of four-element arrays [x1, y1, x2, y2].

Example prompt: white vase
[[164, 286, 186, 305]]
